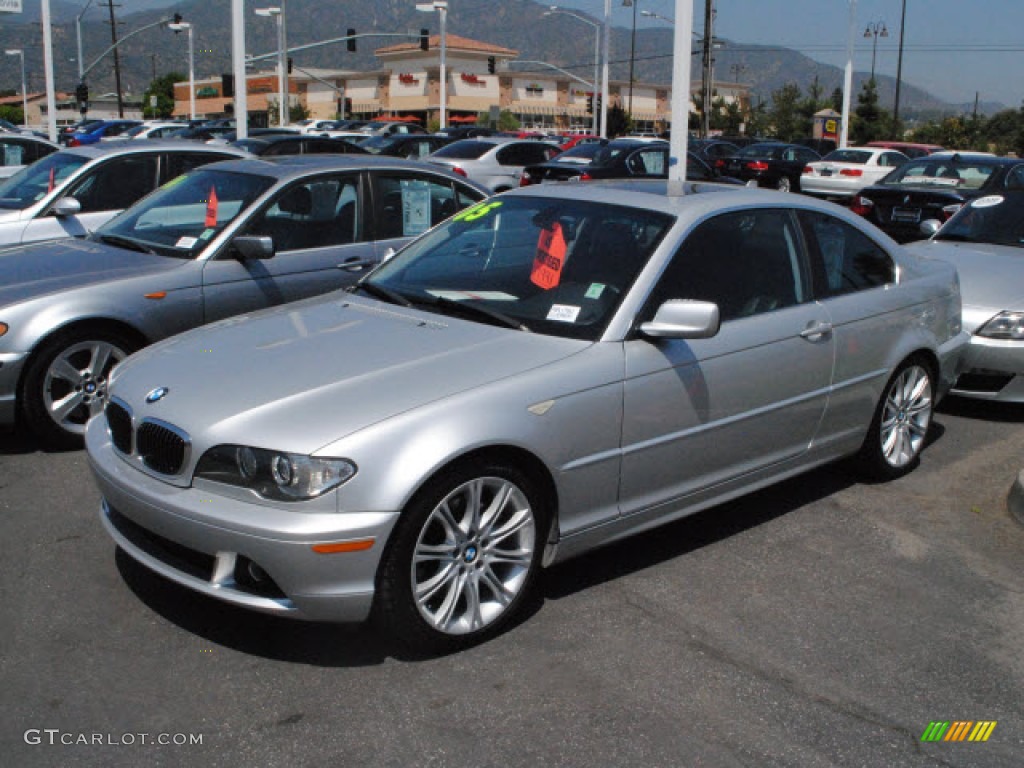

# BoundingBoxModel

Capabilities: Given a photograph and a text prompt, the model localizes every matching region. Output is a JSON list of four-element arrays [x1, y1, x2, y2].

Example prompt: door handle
[[800, 321, 833, 340]]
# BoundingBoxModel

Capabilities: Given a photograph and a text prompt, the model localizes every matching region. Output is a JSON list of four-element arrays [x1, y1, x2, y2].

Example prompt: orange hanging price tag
[[530, 222, 567, 290], [205, 186, 219, 228]]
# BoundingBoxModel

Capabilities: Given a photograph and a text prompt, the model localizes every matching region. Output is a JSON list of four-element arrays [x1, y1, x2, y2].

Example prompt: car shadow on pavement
[[542, 461, 861, 602], [115, 548, 398, 667], [0, 427, 42, 455], [937, 396, 1024, 423]]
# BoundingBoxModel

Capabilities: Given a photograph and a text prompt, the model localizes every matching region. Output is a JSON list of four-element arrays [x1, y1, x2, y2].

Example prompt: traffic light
[[221, 73, 234, 98], [172, 13, 182, 24], [347, 29, 356, 52], [487, 56, 496, 74], [419, 28, 429, 51], [287, 57, 293, 74], [344, 97, 352, 116], [75, 81, 89, 104]]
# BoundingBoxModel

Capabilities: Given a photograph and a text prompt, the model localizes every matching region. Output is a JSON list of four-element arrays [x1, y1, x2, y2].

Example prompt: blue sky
[[555, 0, 1024, 108]]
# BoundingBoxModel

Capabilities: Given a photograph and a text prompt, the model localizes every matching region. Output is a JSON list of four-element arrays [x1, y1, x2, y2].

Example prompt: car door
[[796, 210, 903, 442], [626, 146, 669, 178], [619, 207, 835, 515], [20, 152, 161, 242], [201, 171, 373, 323]]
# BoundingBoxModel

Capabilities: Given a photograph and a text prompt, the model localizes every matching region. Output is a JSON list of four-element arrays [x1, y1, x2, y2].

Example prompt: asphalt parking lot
[[2, 397, 1022, 768]]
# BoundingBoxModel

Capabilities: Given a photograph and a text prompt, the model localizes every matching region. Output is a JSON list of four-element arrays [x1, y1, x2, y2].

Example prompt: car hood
[[908, 240, 1024, 308], [0, 238, 184, 307], [110, 296, 588, 455]]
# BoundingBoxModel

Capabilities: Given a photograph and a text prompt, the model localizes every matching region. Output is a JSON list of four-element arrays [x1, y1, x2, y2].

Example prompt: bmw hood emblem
[[145, 387, 170, 404]]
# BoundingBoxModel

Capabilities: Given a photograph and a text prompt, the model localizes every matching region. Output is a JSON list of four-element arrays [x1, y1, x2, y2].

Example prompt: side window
[[0, 139, 24, 167], [648, 209, 807, 322], [162, 152, 233, 184], [245, 175, 362, 252], [799, 211, 894, 296], [1004, 164, 1024, 190], [496, 144, 526, 166], [374, 173, 479, 239], [628, 149, 667, 176], [66, 154, 160, 213]]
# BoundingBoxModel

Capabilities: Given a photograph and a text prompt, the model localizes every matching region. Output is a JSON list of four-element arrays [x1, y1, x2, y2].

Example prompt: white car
[[122, 122, 188, 140], [0, 141, 245, 246], [425, 137, 561, 192], [801, 147, 909, 201], [0, 134, 58, 179]]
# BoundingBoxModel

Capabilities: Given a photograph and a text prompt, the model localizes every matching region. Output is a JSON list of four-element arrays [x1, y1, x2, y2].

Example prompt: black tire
[[376, 459, 548, 654], [855, 355, 934, 481], [775, 175, 792, 192], [21, 327, 138, 450]]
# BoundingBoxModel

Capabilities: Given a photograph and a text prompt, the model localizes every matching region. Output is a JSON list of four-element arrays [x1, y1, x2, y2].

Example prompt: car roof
[[199, 153, 493, 185], [922, 151, 1015, 163], [497, 177, 879, 221], [58, 140, 250, 160]]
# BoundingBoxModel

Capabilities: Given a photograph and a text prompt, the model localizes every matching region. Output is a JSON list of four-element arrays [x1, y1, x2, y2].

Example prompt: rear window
[[429, 141, 494, 160], [881, 159, 996, 190], [822, 150, 872, 164], [737, 144, 785, 159]]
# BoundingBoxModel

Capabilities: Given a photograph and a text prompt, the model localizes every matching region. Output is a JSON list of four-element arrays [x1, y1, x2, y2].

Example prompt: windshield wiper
[[97, 234, 156, 255], [351, 281, 412, 307], [431, 296, 530, 332]]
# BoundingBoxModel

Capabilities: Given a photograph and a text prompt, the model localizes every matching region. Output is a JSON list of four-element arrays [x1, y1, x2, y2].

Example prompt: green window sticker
[[585, 283, 606, 299], [452, 200, 502, 222]]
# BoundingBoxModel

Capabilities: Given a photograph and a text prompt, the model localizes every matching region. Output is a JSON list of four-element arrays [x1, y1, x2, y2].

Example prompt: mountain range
[[0, 0, 1001, 118]]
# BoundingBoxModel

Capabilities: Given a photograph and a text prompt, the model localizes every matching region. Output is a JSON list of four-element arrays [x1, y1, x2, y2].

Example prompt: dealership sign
[[0, 0, 22, 13]]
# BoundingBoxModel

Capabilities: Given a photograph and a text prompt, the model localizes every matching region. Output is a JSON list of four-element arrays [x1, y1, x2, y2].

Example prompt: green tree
[[745, 99, 770, 137], [608, 103, 633, 138], [979, 108, 1024, 155], [0, 105, 24, 125], [142, 72, 185, 119], [797, 76, 825, 137], [831, 87, 844, 114], [768, 83, 803, 141], [720, 100, 745, 135], [852, 79, 891, 144]]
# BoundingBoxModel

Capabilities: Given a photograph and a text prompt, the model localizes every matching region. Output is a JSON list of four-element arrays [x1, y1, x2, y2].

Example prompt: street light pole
[[700, 0, 714, 138], [416, 1, 448, 130], [255, 6, 288, 127], [622, 0, 638, 115], [168, 22, 195, 120], [75, 0, 95, 82], [892, 0, 907, 137], [840, 0, 856, 149], [601, 0, 610, 137], [4, 49, 27, 127], [232, 0, 248, 138], [864, 21, 887, 82], [544, 7, 600, 135]]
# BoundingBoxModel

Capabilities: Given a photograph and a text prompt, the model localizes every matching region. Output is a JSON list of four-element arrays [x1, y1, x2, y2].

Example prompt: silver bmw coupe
[[87, 181, 968, 652]]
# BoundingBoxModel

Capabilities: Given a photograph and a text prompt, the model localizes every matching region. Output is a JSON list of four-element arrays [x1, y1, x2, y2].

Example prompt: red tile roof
[[376, 34, 517, 57]]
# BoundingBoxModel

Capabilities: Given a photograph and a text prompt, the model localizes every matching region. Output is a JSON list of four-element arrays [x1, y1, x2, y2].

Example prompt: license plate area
[[891, 207, 921, 224]]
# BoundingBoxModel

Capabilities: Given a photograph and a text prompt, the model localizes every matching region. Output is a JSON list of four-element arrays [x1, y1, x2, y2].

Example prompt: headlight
[[194, 445, 356, 501], [976, 311, 1024, 340]]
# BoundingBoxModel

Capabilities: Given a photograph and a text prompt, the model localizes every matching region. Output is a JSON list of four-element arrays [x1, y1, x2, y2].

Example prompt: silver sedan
[[906, 191, 1024, 401], [0, 155, 487, 447], [87, 181, 967, 653]]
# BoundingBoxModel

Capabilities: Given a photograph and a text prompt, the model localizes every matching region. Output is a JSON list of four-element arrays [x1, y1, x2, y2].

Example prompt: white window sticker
[[401, 180, 432, 236], [175, 236, 198, 249], [426, 290, 518, 301], [546, 304, 581, 323], [971, 195, 1004, 209]]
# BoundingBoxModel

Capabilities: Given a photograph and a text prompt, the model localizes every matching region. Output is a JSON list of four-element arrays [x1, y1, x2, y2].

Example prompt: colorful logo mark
[[921, 721, 997, 742]]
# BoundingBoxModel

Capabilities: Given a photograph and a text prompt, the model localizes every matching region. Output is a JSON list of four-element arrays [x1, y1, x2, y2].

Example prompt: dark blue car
[[63, 119, 142, 147]]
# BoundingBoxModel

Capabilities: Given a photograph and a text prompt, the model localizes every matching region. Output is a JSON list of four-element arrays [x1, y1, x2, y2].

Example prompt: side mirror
[[919, 219, 942, 237], [231, 235, 275, 260], [640, 299, 720, 340], [52, 197, 82, 217]]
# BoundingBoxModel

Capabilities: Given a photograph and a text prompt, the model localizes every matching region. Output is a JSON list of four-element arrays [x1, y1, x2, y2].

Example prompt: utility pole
[[101, 0, 124, 117], [700, 0, 713, 138], [151, 53, 158, 81]]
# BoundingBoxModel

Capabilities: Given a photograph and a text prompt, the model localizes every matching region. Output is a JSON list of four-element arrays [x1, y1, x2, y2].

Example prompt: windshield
[[881, 158, 996, 189], [936, 194, 1024, 248], [822, 149, 872, 164], [0, 151, 90, 210], [363, 196, 674, 341], [94, 168, 276, 258]]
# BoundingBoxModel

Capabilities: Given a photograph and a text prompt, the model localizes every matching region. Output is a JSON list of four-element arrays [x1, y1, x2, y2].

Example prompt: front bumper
[[949, 334, 1024, 402], [937, 330, 971, 402], [0, 351, 28, 425], [86, 416, 400, 623]]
